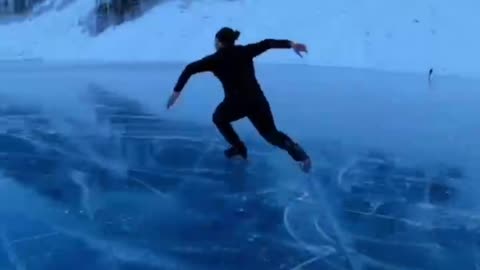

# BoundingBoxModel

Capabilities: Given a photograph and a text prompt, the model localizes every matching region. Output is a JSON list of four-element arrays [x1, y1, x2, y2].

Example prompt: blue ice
[[0, 61, 479, 270]]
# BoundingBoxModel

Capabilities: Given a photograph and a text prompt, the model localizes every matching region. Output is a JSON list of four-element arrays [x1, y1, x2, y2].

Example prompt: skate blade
[[229, 155, 248, 162]]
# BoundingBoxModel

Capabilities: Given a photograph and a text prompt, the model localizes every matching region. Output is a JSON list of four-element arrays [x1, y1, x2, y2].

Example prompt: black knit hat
[[215, 27, 241, 46]]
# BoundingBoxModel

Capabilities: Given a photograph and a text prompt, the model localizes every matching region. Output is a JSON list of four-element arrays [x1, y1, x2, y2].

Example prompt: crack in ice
[[1, 231, 25, 270], [9, 232, 60, 246], [72, 170, 94, 219], [307, 172, 363, 270], [131, 177, 166, 197], [289, 256, 321, 270]]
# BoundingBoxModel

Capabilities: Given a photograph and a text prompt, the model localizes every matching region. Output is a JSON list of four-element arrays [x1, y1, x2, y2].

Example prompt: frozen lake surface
[[0, 62, 479, 270]]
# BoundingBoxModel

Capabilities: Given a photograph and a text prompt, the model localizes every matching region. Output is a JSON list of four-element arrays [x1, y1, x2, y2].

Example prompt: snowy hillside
[[0, 0, 478, 76]]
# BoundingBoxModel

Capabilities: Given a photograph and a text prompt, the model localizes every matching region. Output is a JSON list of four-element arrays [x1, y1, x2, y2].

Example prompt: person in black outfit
[[167, 27, 311, 172]]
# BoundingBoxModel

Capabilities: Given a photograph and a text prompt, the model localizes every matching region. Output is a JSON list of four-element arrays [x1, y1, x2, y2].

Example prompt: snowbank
[[0, 0, 478, 76]]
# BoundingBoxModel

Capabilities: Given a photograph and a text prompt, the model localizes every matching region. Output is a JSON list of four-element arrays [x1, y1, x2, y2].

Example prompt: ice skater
[[166, 27, 311, 172]]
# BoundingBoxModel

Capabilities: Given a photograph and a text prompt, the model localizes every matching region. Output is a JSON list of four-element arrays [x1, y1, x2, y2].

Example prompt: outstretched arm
[[173, 55, 215, 93], [167, 55, 215, 109], [244, 39, 307, 58]]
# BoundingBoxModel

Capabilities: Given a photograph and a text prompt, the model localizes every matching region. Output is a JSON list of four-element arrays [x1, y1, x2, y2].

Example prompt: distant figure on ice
[[166, 27, 311, 172]]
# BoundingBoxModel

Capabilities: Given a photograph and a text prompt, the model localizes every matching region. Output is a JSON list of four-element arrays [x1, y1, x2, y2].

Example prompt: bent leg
[[247, 99, 309, 162], [212, 100, 246, 148]]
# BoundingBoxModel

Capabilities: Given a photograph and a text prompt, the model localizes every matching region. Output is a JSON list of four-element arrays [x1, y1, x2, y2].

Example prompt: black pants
[[212, 95, 304, 161]]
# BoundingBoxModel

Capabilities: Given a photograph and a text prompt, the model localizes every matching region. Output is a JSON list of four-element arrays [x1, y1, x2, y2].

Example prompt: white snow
[[0, 0, 479, 76]]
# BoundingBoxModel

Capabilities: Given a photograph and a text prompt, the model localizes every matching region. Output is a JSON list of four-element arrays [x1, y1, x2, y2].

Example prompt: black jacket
[[173, 39, 292, 99]]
